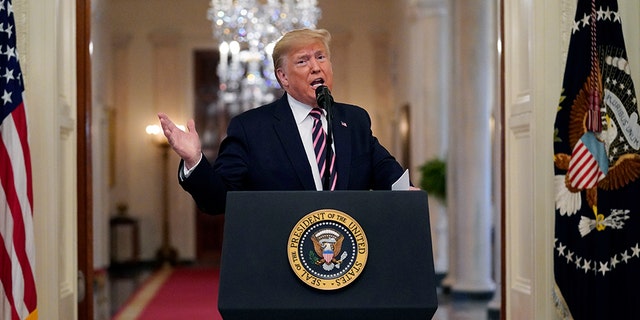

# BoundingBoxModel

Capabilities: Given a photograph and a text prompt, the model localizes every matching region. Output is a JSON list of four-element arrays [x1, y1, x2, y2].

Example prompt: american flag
[[0, 0, 38, 319]]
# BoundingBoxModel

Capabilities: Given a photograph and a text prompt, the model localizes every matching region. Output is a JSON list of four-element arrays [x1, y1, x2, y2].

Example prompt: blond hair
[[272, 29, 332, 84]]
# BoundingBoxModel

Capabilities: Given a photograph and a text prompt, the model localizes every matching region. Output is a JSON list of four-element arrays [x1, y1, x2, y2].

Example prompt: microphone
[[315, 85, 334, 190], [315, 85, 334, 110]]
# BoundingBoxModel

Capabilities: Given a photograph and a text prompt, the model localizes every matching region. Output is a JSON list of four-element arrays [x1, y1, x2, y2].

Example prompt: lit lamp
[[145, 124, 179, 265]]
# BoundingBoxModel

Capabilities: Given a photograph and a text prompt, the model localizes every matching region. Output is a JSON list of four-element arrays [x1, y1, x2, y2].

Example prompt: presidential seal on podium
[[287, 209, 368, 290]]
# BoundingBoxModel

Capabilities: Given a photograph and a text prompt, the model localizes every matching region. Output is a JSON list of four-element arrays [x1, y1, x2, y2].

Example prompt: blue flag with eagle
[[553, 0, 640, 318]]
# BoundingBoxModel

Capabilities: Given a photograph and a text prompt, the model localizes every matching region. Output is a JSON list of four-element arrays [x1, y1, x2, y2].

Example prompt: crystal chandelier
[[208, 0, 321, 115]]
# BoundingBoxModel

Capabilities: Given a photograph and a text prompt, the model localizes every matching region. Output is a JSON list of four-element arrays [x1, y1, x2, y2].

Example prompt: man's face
[[276, 41, 333, 107]]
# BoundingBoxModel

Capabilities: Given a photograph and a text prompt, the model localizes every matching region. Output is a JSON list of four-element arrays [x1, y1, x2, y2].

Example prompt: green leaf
[[419, 158, 446, 201]]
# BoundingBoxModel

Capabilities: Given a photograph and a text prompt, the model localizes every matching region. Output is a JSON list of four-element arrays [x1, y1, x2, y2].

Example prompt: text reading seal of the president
[[287, 209, 368, 290]]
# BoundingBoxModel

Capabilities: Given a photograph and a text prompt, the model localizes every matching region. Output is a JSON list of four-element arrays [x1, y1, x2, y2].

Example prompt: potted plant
[[419, 158, 446, 202]]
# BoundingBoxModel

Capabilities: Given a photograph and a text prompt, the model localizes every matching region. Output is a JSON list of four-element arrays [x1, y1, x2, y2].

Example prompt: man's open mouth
[[311, 78, 324, 88]]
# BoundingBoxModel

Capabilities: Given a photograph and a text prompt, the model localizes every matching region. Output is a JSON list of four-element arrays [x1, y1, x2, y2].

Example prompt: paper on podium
[[392, 169, 410, 190]]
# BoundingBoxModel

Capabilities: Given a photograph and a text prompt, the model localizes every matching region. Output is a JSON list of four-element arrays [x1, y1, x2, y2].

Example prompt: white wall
[[18, 0, 79, 318]]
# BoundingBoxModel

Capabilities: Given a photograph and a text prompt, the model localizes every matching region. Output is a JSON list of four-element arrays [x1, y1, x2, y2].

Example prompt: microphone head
[[315, 85, 333, 108], [315, 84, 330, 96]]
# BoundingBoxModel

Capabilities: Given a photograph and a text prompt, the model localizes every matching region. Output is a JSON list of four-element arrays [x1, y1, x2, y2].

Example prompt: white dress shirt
[[287, 94, 330, 191]]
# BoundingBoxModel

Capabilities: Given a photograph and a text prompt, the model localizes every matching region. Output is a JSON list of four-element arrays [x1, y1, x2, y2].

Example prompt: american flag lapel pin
[[341, 121, 347, 127]]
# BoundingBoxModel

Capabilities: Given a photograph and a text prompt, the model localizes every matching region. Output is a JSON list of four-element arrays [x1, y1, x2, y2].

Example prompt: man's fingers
[[187, 119, 196, 134], [157, 112, 171, 126], [158, 113, 179, 137]]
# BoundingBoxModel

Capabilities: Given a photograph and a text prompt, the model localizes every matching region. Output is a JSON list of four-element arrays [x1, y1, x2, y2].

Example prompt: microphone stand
[[316, 85, 333, 190], [324, 102, 333, 190]]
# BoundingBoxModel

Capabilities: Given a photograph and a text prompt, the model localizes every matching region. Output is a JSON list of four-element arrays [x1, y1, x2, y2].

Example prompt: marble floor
[[433, 288, 498, 320]]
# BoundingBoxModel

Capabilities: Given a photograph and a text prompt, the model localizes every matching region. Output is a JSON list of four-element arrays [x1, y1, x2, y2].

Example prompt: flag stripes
[[1, 102, 36, 320], [568, 139, 605, 189], [0, 0, 38, 318]]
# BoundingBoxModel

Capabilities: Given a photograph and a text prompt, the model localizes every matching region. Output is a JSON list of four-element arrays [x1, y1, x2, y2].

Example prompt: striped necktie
[[309, 108, 337, 190]]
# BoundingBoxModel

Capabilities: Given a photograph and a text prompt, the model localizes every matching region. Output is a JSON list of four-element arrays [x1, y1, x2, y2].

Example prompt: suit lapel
[[272, 96, 317, 190], [332, 105, 351, 189]]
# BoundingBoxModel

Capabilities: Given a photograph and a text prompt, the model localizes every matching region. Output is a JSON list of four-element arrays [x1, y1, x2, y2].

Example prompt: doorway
[[193, 49, 227, 265]]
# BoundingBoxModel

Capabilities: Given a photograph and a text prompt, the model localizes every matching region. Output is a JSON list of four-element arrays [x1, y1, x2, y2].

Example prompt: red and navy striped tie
[[310, 108, 337, 190]]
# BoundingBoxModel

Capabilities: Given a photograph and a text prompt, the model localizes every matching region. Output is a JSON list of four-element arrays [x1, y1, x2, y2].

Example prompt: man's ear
[[276, 68, 288, 88]]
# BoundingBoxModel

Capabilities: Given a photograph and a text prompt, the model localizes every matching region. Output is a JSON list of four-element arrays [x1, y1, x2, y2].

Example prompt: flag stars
[[565, 250, 574, 263], [601, 6, 613, 21], [610, 255, 619, 269], [2, 67, 13, 83], [571, 20, 581, 34], [559, 242, 640, 276], [582, 259, 592, 273], [1, 89, 11, 105], [598, 262, 610, 275], [4, 45, 15, 61], [621, 250, 631, 263], [580, 13, 591, 27], [632, 243, 640, 257], [612, 11, 620, 23], [573, 7, 619, 34], [575, 257, 582, 269]]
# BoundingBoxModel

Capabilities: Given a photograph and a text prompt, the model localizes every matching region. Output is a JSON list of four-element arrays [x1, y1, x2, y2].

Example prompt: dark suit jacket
[[180, 94, 405, 214]]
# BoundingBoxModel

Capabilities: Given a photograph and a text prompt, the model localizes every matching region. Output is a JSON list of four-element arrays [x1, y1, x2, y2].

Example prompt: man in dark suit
[[158, 28, 410, 215]]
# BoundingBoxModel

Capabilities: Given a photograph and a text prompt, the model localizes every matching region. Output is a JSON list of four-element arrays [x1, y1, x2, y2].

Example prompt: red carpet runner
[[114, 266, 222, 320]]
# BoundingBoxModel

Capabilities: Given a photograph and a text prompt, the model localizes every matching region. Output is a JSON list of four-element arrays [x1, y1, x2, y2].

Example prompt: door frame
[[76, 0, 93, 318]]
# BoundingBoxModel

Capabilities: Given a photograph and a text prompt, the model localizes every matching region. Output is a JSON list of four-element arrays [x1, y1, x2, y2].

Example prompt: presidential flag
[[0, 0, 38, 319], [553, 1, 640, 319]]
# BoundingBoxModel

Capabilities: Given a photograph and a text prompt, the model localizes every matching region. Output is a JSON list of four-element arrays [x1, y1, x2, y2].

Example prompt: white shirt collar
[[287, 94, 323, 124]]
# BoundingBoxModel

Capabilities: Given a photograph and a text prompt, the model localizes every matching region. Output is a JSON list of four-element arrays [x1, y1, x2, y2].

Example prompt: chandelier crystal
[[208, 0, 321, 115]]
